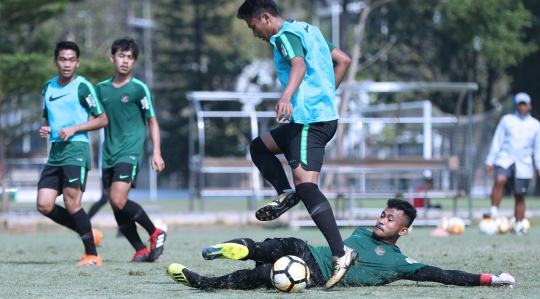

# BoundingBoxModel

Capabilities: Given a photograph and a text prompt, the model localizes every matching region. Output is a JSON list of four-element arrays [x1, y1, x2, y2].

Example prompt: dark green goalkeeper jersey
[[96, 77, 156, 169], [308, 227, 426, 286]]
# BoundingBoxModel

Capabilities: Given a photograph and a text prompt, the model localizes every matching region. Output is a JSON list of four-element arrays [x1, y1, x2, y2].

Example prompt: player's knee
[[63, 198, 81, 213], [494, 177, 507, 186], [250, 137, 271, 156], [36, 201, 52, 215], [108, 196, 126, 211]]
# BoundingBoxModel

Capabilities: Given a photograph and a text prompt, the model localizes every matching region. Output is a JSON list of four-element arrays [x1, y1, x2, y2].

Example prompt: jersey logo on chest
[[375, 246, 386, 256], [49, 94, 69, 102], [121, 94, 130, 102]]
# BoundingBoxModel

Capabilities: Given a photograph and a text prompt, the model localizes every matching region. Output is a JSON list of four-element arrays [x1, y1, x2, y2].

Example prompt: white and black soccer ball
[[479, 217, 498, 235], [271, 255, 311, 293]]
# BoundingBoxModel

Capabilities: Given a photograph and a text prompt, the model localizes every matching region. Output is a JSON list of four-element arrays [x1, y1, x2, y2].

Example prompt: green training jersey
[[96, 77, 156, 169], [308, 227, 426, 286], [42, 75, 104, 168]]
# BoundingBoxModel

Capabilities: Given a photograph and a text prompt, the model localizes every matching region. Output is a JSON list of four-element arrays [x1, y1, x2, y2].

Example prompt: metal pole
[[141, 1, 157, 201], [188, 99, 194, 212], [331, 0, 340, 47], [467, 91, 473, 220]]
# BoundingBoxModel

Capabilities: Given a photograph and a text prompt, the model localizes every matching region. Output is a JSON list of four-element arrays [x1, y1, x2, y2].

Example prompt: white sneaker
[[325, 245, 359, 289], [491, 272, 515, 287]]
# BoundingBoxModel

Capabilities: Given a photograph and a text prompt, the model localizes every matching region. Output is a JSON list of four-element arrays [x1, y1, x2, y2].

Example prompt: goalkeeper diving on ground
[[167, 199, 516, 290]]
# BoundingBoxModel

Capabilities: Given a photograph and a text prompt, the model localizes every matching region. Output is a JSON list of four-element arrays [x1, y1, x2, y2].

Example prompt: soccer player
[[168, 199, 516, 290], [485, 92, 540, 235], [236, 0, 354, 288], [37, 41, 108, 266], [96, 37, 166, 262]]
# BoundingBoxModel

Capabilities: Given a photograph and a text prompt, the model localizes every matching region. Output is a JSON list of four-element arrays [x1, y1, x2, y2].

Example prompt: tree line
[[0, 0, 539, 190]]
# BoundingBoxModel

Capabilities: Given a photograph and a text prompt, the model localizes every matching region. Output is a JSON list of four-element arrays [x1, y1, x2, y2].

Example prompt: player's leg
[[62, 165, 102, 266], [36, 166, 78, 232], [250, 126, 293, 194], [168, 263, 274, 290], [202, 237, 307, 263], [254, 125, 301, 221], [108, 163, 166, 262], [109, 180, 148, 261], [288, 121, 357, 288], [487, 166, 509, 218], [513, 178, 529, 235], [198, 238, 325, 289], [87, 188, 109, 219]]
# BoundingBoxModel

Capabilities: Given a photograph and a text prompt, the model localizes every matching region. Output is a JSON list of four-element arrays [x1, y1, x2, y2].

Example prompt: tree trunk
[[336, 0, 396, 158], [485, 67, 497, 112], [339, 0, 350, 53], [0, 129, 9, 214]]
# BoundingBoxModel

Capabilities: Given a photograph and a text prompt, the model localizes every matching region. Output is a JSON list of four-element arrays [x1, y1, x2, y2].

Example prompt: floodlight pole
[[314, 1, 366, 49], [467, 91, 473, 220], [128, 1, 157, 201]]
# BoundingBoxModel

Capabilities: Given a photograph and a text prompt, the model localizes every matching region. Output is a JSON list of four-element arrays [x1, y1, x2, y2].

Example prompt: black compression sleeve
[[413, 265, 481, 286]]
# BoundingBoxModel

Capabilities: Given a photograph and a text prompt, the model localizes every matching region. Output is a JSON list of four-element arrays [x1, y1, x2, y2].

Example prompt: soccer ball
[[271, 255, 310, 293], [438, 216, 450, 231], [153, 219, 168, 233], [495, 216, 509, 234], [508, 217, 515, 231], [509, 217, 530, 234], [479, 218, 498, 235], [521, 218, 531, 234], [447, 217, 465, 234]]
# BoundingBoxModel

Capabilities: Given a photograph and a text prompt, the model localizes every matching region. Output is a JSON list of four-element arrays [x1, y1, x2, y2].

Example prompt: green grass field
[[1, 224, 538, 298], [7, 196, 540, 214]]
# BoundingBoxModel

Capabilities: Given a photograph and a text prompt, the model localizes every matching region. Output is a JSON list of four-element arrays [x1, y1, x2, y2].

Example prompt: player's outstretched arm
[[148, 116, 165, 173], [57, 113, 108, 141], [413, 265, 515, 287], [276, 57, 306, 122], [331, 48, 351, 90]]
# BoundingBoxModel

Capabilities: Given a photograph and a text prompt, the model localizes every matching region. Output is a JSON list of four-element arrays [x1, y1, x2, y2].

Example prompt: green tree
[[153, 0, 253, 187], [0, 0, 83, 212]]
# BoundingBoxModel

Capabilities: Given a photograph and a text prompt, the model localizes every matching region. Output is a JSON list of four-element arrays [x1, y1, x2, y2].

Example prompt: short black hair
[[237, 0, 280, 20], [54, 41, 80, 60], [387, 198, 417, 227], [111, 37, 139, 60]]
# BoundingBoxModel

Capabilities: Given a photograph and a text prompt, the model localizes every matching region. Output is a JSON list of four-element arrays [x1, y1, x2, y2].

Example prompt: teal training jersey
[[275, 21, 336, 62], [42, 76, 104, 168], [308, 227, 426, 286], [42, 76, 104, 143], [270, 20, 339, 124], [96, 77, 155, 168]]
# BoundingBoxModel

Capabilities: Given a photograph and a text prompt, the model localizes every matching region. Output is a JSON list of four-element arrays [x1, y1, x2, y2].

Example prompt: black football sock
[[201, 264, 273, 290], [250, 137, 292, 194], [70, 209, 97, 256], [87, 189, 109, 219], [114, 210, 146, 251], [296, 183, 345, 257], [45, 204, 78, 232], [121, 200, 156, 235]]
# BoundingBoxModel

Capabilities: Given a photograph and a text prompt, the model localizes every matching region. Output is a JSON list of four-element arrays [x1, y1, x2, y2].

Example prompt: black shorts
[[495, 164, 530, 195], [37, 165, 88, 194], [270, 120, 338, 172], [262, 237, 326, 288], [102, 163, 139, 189]]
